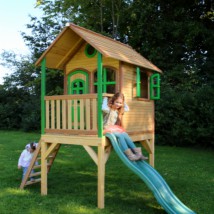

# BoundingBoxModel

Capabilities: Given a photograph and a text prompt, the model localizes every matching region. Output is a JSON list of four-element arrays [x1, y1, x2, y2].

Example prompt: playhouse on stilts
[[20, 23, 162, 208]]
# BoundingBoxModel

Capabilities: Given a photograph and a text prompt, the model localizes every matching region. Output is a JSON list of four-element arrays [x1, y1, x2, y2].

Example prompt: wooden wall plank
[[73, 100, 78, 130], [62, 100, 66, 129], [51, 100, 55, 129], [85, 99, 91, 130], [68, 100, 72, 129], [92, 98, 97, 130], [46, 100, 50, 129], [56, 100, 61, 129], [79, 99, 84, 130]]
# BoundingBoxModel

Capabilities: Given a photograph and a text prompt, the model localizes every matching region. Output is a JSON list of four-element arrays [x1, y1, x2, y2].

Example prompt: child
[[18, 142, 37, 181], [102, 92, 148, 161]]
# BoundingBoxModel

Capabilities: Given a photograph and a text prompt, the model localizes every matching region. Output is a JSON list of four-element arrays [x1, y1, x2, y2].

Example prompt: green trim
[[150, 73, 160, 100], [85, 44, 97, 58], [71, 79, 86, 94], [41, 58, 46, 134], [67, 70, 89, 94], [97, 52, 103, 137], [136, 67, 141, 97], [94, 67, 116, 92]]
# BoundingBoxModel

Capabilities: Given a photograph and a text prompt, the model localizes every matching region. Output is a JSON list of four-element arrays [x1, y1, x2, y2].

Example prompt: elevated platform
[[41, 133, 109, 146], [22, 132, 154, 209]]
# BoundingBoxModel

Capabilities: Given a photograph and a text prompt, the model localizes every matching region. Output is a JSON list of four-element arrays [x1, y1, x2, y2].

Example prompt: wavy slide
[[105, 133, 196, 214]]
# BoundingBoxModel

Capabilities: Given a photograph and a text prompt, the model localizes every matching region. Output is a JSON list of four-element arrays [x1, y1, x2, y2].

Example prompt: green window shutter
[[136, 67, 141, 97], [150, 73, 160, 100]]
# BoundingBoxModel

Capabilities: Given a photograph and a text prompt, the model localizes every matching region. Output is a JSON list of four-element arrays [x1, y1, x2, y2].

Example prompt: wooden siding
[[121, 63, 154, 134], [66, 43, 119, 74]]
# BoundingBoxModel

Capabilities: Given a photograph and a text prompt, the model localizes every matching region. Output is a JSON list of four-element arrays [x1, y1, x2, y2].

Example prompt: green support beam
[[41, 58, 46, 134], [97, 52, 103, 137]]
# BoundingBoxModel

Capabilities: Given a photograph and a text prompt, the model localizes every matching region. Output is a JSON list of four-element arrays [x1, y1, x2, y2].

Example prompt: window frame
[[93, 67, 117, 93], [85, 44, 97, 58], [135, 67, 160, 100], [150, 73, 160, 100]]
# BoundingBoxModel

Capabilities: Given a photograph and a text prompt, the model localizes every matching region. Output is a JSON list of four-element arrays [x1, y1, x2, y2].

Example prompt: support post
[[97, 52, 103, 137], [97, 52, 105, 208], [41, 141, 48, 195], [41, 58, 46, 134], [150, 137, 155, 167], [97, 140, 105, 208]]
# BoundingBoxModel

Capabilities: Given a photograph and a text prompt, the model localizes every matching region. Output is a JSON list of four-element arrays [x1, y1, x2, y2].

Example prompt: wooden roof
[[35, 23, 162, 73]]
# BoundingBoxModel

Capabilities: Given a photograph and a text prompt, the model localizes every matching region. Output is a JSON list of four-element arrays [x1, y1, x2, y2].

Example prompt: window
[[94, 67, 116, 93], [85, 44, 97, 58], [71, 79, 85, 94], [140, 72, 148, 98], [150, 73, 160, 100], [136, 67, 148, 99], [136, 67, 160, 100]]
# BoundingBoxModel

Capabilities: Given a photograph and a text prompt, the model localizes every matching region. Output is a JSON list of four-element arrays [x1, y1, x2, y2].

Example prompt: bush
[[155, 85, 214, 147]]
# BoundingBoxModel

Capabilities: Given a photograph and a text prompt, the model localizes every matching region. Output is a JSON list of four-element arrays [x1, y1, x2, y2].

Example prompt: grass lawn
[[0, 130, 213, 214]]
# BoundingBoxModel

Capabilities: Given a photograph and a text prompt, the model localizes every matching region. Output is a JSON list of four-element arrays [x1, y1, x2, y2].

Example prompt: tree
[[1, 0, 213, 146], [0, 50, 64, 131]]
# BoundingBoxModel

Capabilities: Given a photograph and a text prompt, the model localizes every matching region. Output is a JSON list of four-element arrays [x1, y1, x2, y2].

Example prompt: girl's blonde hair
[[108, 92, 125, 126]]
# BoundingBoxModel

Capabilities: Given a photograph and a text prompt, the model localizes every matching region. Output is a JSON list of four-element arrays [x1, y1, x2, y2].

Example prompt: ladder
[[20, 140, 61, 189]]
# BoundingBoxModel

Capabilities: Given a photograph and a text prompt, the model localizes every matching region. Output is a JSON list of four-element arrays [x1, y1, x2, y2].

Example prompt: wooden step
[[30, 171, 41, 177], [25, 178, 41, 186], [36, 155, 54, 161], [33, 163, 51, 169]]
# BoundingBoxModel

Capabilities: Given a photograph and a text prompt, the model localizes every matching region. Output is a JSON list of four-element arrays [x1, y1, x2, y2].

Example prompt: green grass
[[0, 130, 213, 214]]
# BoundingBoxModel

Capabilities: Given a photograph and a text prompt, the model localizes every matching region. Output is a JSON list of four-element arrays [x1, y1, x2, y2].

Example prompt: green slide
[[105, 133, 196, 214]]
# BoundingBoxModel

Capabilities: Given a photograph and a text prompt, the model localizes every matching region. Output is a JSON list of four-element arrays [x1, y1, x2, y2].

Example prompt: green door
[[68, 70, 89, 95], [67, 71, 89, 128]]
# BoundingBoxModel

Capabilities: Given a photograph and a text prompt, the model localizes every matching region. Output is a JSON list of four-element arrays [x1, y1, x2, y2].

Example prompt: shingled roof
[[35, 23, 162, 73]]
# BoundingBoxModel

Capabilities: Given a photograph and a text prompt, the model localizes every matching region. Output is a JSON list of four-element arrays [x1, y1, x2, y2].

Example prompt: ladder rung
[[33, 163, 51, 169], [48, 155, 54, 158], [25, 178, 41, 186], [33, 165, 41, 169], [36, 155, 53, 161], [30, 171, 41, 177]]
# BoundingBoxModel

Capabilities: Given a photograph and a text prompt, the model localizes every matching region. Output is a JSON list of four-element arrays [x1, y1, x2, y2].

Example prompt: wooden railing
[[44, 94, 98, 135]]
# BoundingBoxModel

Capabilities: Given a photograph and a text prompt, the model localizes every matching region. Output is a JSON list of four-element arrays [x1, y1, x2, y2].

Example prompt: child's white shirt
[[102, 97, 129, 128], [18, 149, 34, 167]]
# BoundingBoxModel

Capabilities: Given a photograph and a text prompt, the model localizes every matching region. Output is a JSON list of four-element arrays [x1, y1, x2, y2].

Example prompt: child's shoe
[[132, 147, 148, 160], [124, 149, 141, 161]]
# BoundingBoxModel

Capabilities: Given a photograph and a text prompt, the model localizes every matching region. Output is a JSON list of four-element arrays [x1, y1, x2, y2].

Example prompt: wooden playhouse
[[20, 23, 162, 208]]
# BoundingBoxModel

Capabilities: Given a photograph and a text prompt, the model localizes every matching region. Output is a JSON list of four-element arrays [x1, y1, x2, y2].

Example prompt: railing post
[[41, 58, 46, 134], [97, 52, 103, 137]]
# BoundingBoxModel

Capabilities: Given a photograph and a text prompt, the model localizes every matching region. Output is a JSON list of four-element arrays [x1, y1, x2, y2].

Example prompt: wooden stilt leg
[[149, 137, 155, 167], [97, 142, 105, 209], [41, 141, 48, 195], [141, 137, 155, 168]]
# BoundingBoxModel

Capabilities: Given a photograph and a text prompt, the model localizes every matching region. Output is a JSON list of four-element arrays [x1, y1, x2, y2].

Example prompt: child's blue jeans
[[22, 167, 34, 180], [112, 132, 136, 152]]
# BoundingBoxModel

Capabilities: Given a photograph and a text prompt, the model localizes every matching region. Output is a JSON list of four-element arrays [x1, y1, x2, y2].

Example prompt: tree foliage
[[0, 0, 213, 146]]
